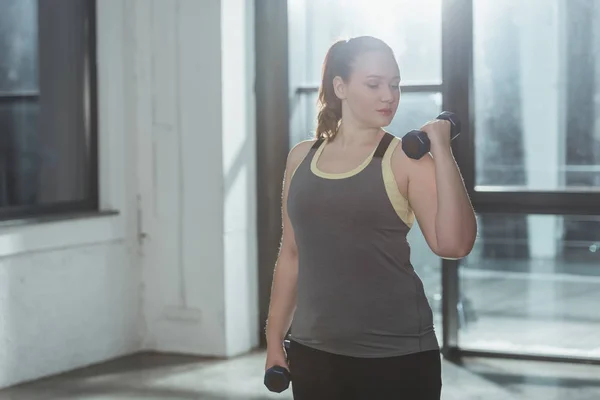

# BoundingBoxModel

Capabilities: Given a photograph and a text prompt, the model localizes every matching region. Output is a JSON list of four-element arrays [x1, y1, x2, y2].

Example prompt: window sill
[[0, 210, 126, 258]]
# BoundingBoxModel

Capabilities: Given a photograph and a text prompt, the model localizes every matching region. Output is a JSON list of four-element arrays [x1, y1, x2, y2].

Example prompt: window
[[0, 0, 97, 221], [459, 213, 600, 359], [304, 0, 442, 86], [473, 0, 600, 192], [444, 0, 600, 365], [280, 0, 600, 364]]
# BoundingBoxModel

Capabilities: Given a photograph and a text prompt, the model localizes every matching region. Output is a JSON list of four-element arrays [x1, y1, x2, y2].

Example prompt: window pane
[[0, 0, 95, 213], [0, 0, 38, 92], [473, 0, 600, 191], [408, 221, 443, 345], [291, 91, 443, 149], [0, 100, 40, 206], [459, 213, 600, 359], [387, 92, 442, 139], [304, 0, 442, 85]]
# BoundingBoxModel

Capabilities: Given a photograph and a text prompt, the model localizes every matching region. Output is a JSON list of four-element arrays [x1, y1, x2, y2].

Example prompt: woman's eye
[[367, 84, 379, 89]]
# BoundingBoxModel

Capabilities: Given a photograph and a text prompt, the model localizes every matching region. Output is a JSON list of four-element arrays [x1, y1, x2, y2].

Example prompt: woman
[[264, 36, 477, 399]]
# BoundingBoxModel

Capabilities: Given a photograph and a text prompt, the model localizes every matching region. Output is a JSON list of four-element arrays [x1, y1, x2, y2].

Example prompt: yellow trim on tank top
[[382, 137, 414, 228], [310, 139, 377, 179]]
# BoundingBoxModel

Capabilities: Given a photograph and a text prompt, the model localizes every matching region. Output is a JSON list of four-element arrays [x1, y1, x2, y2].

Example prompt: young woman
[[264, 36, 477, 399]]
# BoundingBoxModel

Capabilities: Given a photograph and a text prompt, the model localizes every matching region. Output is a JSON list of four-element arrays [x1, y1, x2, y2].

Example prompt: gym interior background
[[0, 0, 599, 398]]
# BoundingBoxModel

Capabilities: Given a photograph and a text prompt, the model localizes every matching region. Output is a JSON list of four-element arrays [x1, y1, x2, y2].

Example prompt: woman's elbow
[[434, 234, 476, 259], [436, 247, 473, 260], [434, 247, 472, 260]]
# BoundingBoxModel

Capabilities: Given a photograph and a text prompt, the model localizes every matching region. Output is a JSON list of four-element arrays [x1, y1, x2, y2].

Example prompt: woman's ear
[[333, 76, 347, 100]]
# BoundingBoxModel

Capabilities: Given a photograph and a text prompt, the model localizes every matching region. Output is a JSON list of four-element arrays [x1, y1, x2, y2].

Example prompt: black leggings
[[288, 340, 442, 400]]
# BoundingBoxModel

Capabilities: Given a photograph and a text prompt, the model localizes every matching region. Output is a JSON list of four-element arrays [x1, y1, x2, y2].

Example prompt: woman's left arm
[[405, 119, 477, 259]]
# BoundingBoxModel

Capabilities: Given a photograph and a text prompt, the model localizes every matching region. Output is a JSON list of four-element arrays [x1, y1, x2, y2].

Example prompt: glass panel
[[388, 92, 443, 139], [0, 101, 40, 207], [304, 0, 442, 85], [290, 91, 443, 149], [0, 0, 94, 213], [459, 213, 600, 359], [0, 0, 38, 93], [473, 0, 600, 191], [408, 221, 443, 345], [289, 91, 318, 148]]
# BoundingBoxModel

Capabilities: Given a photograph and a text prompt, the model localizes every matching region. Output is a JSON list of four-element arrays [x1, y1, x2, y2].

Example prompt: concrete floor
[[1, 349, 599, 400]]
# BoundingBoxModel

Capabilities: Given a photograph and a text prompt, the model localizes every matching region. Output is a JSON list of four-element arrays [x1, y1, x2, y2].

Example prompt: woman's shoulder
[[287, 139, 318, 170]]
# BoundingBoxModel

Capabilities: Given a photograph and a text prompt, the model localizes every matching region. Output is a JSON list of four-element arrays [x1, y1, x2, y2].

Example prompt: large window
[[0, 0, 97, 221], [447, 0, 600, 365], [304, 0, 442, 86], [459, 213, 600, 359], [286, 0, 600, 365], [473, 0, 600, 192]]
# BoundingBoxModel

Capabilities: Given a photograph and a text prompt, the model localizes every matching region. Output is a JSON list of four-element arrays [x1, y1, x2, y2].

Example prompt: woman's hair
[[315, 36, 394, 140]]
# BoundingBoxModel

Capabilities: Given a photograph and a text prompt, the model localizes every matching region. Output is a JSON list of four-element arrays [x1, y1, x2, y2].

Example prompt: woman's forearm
[[265, 250, 298, 347], [432, 146, 477, 258]]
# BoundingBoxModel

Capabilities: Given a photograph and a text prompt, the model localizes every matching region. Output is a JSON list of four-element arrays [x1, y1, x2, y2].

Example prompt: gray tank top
[[287, 132, 439, 358]]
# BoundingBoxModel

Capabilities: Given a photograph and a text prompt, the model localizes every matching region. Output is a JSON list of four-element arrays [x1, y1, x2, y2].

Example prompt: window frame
[[442, 0, 600, 366], [447, 0, 600, 214], [0, 0, 99, 222]]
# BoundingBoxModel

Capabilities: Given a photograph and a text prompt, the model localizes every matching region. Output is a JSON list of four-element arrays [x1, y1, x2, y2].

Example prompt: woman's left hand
[[419, 120, 452, 154]]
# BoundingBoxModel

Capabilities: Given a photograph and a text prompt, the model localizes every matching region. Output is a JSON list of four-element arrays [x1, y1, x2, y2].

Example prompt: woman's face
[[336, 50, 401, 129]]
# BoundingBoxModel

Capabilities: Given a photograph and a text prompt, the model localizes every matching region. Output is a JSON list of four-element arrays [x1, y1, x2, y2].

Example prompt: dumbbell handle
[[401, 111, 461, 160]]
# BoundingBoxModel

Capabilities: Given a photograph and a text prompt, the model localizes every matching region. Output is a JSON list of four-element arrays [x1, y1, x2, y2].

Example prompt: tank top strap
[[306, 137, 325, 163], [311, 138, 325, 150], [373, 132, 395, 159]]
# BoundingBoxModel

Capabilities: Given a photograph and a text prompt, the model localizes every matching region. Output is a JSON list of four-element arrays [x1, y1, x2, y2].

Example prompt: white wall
[[0, 1, 142, 389], [131, 0, 258, 357], [0, 0, 258, 389]]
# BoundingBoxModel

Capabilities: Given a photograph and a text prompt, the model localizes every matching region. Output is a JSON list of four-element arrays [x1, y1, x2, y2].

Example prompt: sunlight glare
[[334, 0, 442, 44]]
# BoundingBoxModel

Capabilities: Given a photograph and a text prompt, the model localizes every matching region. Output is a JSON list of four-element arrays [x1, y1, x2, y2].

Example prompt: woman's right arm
[[265, 140, 314, 349]]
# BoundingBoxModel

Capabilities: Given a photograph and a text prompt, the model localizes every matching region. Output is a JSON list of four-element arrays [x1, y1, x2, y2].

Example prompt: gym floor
[[1, 348, 598, 400]]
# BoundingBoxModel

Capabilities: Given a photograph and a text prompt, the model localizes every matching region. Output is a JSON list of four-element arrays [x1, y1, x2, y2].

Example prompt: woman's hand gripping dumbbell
[[264, 339, 291, 393], [401, 111, 461, 159]]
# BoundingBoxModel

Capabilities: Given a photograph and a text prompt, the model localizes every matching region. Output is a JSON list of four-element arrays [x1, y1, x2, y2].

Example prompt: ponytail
[[315, 40, 346, 140], [316, 104, 342, 140]]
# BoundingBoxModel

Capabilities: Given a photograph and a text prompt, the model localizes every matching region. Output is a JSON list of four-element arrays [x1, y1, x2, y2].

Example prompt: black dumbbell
[[264, 339, 291, 393], [401, 111, 461, 159]]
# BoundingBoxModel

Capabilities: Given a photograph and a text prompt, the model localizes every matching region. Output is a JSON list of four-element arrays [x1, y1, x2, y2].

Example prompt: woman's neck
[[334, 123, 383, 148]]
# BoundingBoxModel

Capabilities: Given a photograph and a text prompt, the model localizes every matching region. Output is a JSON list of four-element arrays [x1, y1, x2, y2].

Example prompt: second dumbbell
[[264, 339, 292, 393]]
